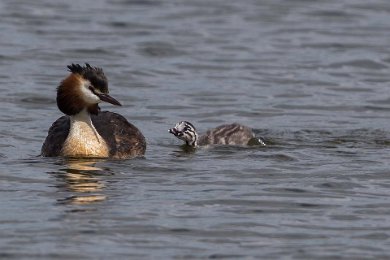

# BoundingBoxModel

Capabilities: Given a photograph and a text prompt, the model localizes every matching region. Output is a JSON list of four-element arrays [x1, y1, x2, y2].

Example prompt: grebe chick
[[41, 63, 146, 159], [168, 121, 265, 147]]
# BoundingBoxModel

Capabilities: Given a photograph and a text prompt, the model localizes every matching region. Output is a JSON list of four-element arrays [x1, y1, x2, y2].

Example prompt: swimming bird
[[41, 63, 146, 159], [168, 121, 265, 147]]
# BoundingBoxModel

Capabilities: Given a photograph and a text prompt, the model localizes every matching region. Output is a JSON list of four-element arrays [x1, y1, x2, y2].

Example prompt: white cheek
[[80, 80, 101, 104], [183, 133, 192, 141]]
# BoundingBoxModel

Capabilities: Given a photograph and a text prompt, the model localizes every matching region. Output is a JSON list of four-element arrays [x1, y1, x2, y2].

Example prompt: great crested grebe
[[168, 121, 265, 147], [41, 63, 146, 159]]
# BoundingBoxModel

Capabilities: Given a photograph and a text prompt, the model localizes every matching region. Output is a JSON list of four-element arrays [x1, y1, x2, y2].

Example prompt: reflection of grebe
[[59, 159, 107, 205], [41, 64, 146, 159]]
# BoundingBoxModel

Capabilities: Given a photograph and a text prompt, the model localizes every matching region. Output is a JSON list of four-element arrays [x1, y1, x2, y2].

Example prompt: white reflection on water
[[57, 158, 108, 205]]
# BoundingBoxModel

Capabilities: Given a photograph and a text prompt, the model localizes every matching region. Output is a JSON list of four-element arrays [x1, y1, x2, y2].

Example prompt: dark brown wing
[[41, 116, 70, 157], [41, 112, 146, 158], [91, 111, 146, 159]]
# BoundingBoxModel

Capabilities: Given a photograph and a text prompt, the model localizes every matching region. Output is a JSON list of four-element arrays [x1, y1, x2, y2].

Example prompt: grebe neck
[[61, 109, 109, 158]]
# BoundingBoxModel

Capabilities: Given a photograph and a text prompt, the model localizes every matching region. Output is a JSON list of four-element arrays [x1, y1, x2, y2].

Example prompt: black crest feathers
[[67, 63, 108, 93], [67, 63, 104, 76]]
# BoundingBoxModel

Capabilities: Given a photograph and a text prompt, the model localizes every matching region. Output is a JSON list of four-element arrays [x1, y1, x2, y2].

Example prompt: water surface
[[1, 0, 390, 258]]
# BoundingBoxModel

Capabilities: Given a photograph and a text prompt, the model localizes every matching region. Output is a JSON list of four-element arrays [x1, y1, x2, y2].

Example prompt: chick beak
[[169, 128, 178, 135], [97, 93, 122, 106]]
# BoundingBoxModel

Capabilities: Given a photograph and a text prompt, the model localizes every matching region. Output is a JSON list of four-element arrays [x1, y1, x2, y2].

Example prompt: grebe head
[[169, 121, 198, 146], [57, 63, 121, 116]]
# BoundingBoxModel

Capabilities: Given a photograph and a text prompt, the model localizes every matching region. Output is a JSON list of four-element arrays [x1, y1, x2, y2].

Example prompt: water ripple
[[1, 0, 390, 258]]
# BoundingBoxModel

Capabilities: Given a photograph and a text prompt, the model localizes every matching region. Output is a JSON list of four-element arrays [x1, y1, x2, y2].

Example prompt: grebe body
[[41, 64, 146, 159]]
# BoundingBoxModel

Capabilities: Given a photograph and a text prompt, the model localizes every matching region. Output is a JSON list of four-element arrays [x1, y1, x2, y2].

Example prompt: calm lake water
[[1, 0, 390, 258]]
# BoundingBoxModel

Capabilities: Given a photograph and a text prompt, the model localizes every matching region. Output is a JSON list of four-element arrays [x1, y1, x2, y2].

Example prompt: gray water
[[1, 0, 390, 258]]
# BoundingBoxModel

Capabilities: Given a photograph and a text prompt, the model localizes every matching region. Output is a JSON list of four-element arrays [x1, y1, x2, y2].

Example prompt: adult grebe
[[41, 63, 146, 159], [168, 121, 265, 147]]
